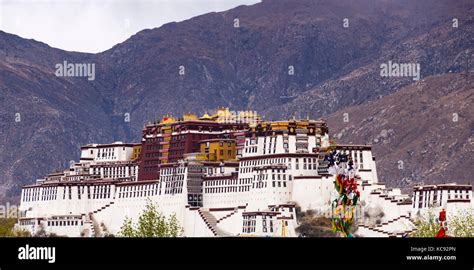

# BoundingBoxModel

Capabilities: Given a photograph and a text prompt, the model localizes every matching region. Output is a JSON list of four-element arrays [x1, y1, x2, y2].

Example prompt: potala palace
[[17, 108, 473, 237]]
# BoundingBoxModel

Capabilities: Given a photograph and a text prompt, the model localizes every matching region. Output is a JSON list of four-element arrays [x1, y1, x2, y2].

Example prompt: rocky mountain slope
[[326, 72, 473, 191]]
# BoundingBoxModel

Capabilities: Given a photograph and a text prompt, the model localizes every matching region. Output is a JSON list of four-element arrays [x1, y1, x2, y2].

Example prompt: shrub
[[119, 199, 182, 237]]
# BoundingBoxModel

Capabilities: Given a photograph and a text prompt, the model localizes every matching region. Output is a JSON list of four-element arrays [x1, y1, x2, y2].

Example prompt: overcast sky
[[0, 0, 260, 53]]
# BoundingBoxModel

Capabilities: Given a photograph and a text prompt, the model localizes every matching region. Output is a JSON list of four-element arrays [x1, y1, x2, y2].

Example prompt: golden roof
[[200, 112, 213, 119]]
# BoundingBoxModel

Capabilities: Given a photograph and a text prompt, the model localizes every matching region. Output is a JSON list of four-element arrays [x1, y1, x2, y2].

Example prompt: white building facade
[[17, 120, 473, 237]]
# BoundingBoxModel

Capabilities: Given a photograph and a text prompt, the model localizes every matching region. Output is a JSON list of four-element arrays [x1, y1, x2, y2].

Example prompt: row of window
[[262, 217, 274, 233], [144, 152, 163, 158], [204, 178, 251, 187], [239, 157, 318, 173], [23, 187, 57, 202], [164, 179, 184, 195], [416, 190, 471, 208], [118, 183, 160, 198], [294, 158, 317, 170], [253, 181, 288, 189], [203, 166, 227, 175], [245, 135, 319, 154], [262, 136, 279, 154], [76, 185, 111, 200], [161, 167, 186, 175], [96, 148, 119, 159], [160, 171, 185, 195], [256, 172, 292, 181], [242, 216, 256, 233], [204, 185, 251, 194], [25, 183, 169, 201], [42, 186, 57, 201], [241, 158, 289, 167], [271, 181, 287, 188], [24, 185, 113, 202], [169, 149, 185, 156], [170, 141, 186, 148], [19, 220, 37, 226], [145, 144, 165, 150], [204, 179, 289, 194], [245, 146, 258, 153], [93, 165, 136, 179], [161, 175, 185, 182], [47, 220, 83, 227], [142, 165, 160, 172], [118, 188, 159, 198], [145, 137, 166, 143]]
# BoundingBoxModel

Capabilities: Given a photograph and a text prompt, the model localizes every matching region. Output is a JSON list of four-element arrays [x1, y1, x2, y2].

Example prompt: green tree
[[410, 208, 474, 237], [445, 210, 474, 237], [119, 217, 136, 237], [0, 218, 31, 237], [167, 214, 180, 237], [0, 218, 17, 237], [410, 209, 439, 237], [119, 199, 182, 237]]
